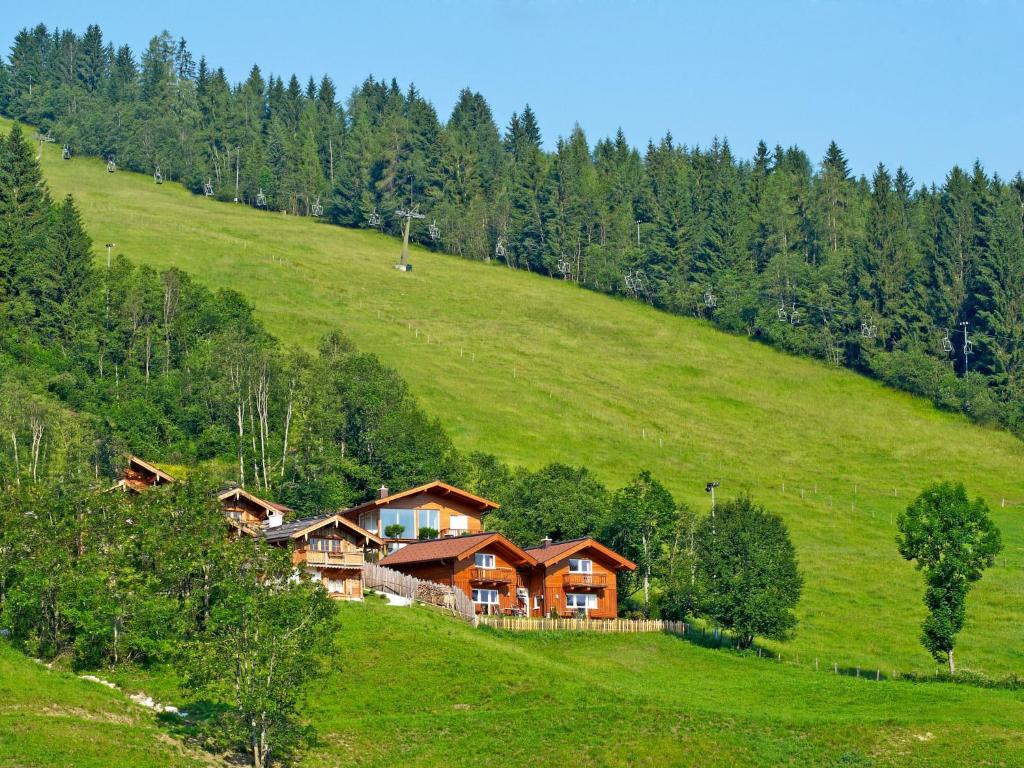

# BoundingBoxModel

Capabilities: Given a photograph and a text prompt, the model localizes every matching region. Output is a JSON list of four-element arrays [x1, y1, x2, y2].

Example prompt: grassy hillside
[[120, 601, 1024, 767], [0, 642, 208, 768], [14, 121, 1024, 675]]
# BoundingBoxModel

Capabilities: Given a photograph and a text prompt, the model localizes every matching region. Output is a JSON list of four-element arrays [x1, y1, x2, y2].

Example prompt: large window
[[359, 509, 379, 535], [380, 508, 416, 539], [568, 558, 592, 573], [474, 552, 496, 569], [472, 588, 499, 605], [416, 508, 440, 537], [566, 593, 598, 611]]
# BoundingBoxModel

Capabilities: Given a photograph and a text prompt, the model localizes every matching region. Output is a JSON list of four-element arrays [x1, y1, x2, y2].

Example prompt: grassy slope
[[14, 122, 1024, 675], [137, 601, 1024, 768], [0, 642, 207, 768]]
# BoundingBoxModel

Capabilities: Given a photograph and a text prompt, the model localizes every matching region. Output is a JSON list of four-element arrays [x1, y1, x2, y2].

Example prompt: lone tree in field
[[897, 482, 1002, 674], [695, 495, 802, 649]]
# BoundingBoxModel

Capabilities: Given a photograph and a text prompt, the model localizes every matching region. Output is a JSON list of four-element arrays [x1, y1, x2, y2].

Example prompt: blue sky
[[4, 0, 1022, 186]]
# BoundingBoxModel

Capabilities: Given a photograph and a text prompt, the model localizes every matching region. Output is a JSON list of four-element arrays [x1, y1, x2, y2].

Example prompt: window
[[309, 537, 342, 552], [448, 514, 469, 533], [416, 508, 440, 532], [380, 508, 416, 539], [533, 595, 542, 610], [475, 553, 496, 569], [566, 593, 598, 610], [471, 589, 499, 605], [359, 509, 379, 535], [568, 558, 592, 573]]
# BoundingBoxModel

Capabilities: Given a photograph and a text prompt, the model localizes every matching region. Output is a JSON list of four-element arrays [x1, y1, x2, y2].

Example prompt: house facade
[[263, 514, 384, 600], [523, 538, 635, 619], [379, 527, 637, 618], [379, 532, 537, 614], [219, 486, 292, 537], [340, 481, 500, 553]]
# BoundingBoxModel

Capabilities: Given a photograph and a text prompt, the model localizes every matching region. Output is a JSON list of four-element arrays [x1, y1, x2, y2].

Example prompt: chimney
[[540, 536, 552, 549], [378, 485, 389, 500]]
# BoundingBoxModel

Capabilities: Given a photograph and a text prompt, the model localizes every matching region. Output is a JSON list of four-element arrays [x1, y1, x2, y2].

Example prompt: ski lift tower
[[394, 204, 425, 272]]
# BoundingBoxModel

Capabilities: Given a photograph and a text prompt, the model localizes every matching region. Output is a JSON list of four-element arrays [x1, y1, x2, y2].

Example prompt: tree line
[[3, 23, 1024, 437]]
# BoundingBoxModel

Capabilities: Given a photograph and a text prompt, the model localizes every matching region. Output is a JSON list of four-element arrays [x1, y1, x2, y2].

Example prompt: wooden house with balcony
[[108, 455, 175, 493], [340, 481, 500, 553], [523, 537, 636, 619], [262, 514, 384, 600], [378, 532, 537, 614], [218, 486, 293, 537]]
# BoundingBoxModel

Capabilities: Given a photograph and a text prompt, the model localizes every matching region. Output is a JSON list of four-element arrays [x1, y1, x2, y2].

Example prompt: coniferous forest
[[2, 23, 1024, 437]]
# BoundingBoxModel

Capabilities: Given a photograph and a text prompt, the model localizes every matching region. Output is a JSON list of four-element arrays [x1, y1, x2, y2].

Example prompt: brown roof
[[379, 532, 536, 568], [342, 481, 500, 519], [526, 537, 636, 571], [125, 455, 176, 484], [218, 486, 294, 514]]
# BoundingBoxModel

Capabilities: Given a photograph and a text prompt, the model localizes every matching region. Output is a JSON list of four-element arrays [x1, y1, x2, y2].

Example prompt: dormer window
[[568, 558, 592, 574]]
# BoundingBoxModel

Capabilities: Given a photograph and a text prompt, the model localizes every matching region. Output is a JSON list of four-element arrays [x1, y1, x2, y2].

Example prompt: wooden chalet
[[340, 481, 500, 553], [379, 532, 537, 615], [218, 486, 293, 537], [109, 455, 175, 493], [524, 538, 636, 619], [263, 514, 384, 600]]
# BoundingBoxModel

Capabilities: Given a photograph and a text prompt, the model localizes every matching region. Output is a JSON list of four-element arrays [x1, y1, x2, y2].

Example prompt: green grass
[[116, 601, 1024, 768], [0, 642, 208, 768], [10, 119, 1024, 676]]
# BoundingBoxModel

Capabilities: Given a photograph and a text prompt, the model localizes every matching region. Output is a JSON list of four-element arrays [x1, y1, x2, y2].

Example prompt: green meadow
[[0, 642, 209, 768], [12, 119, 1023, 676], [99, 601, 1024, 768]]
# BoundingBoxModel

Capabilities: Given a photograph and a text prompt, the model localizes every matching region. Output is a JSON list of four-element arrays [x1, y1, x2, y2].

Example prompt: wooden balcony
[[469, 566, 514, 584], [304, 550, 365, 568], [440, 527, 470, 538], [563, 572, 607, 589]]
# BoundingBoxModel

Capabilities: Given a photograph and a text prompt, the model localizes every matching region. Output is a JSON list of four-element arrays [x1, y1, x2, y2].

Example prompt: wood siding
[[526, 548, 620, 619]]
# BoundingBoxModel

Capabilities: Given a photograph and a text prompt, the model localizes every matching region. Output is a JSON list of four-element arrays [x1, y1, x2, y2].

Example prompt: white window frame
[[565, 592, 598, 611], [533, 595, 542, 610], [568, 558, 592, 574], [416, 507, 440, 535], [471, 588, 499, 605], [475, 552, 496, 569]]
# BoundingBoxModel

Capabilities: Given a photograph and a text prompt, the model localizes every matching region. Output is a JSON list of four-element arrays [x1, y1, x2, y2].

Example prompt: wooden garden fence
[[479, 616, 689, 635], [363, 562, 477, 623]]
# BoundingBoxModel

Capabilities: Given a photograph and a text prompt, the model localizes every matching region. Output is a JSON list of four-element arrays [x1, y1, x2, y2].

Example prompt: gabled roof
[[263, 513, 383, 547], [379, 531, 536, 568], [124, 455, 176, 485], [341, 481, 500, 518], [526, 537, 636, 571], [218, 486, 293, 515]]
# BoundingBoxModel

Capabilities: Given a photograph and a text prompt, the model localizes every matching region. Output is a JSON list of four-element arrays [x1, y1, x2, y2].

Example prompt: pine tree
[[0, 124, 53, 325]]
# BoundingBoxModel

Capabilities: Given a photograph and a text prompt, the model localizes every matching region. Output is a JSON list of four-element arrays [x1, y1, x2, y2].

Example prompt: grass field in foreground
[[113, 600, 1024, 768], [12, 120, 1024, 675], [0, 642, 208, 768]]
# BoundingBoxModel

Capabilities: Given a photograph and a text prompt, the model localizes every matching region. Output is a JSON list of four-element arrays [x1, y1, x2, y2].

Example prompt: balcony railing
[[563, 572, 607, 588], [440, 527, 470, 538], [304, 550, 365, 568], [469, 566, 514, 583]]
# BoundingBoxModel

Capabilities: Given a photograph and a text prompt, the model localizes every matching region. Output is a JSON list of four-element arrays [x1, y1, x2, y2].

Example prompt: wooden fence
[[363, 562, 477, 623], [479, 616, 689, 635]]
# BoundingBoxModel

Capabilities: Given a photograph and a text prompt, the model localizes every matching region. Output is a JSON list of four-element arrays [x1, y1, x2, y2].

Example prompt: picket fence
[[363, 562, 477, 623], [479, 616, 689, 635]]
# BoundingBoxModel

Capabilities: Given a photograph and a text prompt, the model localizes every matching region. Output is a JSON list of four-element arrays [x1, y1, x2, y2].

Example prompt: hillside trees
[[896, 482, 1002, 674], [5, 22, 1024, 438]]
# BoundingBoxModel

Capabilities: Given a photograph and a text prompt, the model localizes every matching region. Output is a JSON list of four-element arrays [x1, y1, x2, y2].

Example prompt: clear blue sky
[[4, 0, 1022, 186]]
